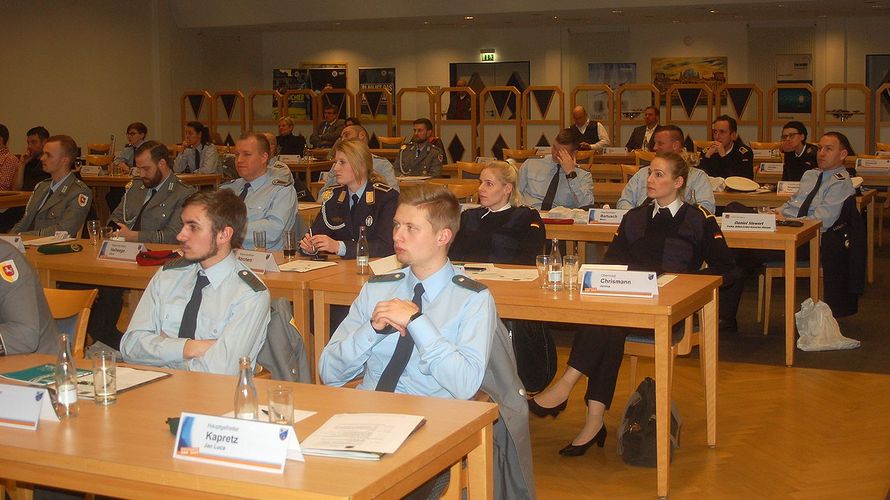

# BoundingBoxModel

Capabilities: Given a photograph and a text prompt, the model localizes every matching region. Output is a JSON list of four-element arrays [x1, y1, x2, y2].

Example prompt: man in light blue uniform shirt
[[618, 124, 716, 213], [320, 185, 496, 400], [221, 133, 298, 250], [121, 190, 270, 375], [320, 124, 399, 194], [518, 128, 594, 210], [111, 122, 147, 172]]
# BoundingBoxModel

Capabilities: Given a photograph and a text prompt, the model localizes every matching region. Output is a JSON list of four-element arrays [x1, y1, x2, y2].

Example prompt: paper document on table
[[464, 264, 539, 282], [657, 274, 677, 287], [77, 366, 170, 399], [222, 405, 316, 425], [370, 254, 401, 275], [1, 363, 90, 386], [279, 260, 337, 272], [301, 413, 426, 460], [396, 176, 432, 182], [23, 235, 76, 247]]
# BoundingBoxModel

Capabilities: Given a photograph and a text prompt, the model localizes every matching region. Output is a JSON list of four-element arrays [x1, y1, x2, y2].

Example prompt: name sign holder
[[279, 155, 301, 163], [759, 162, 784, 173], [580, 268, 658, 298], [603, 147, 628, 156], [235, 249, 280, 274], [79, 165, 103, 176], [722, 213, 777, 232], [173, 412, 303, 473], [777, 181, 800, 194], [0, 384, 59, 430], [98, 241, 146, 262], [588, 208, 628, 225], [753, 149, 779, 158]]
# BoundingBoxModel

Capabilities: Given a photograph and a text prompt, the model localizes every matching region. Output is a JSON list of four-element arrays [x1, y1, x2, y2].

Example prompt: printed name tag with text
[[235, 249, 280, 274], [98, 241, 146, 262]]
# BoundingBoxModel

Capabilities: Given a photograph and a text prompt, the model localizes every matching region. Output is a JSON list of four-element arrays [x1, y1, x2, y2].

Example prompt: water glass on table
[[92, 350, 117, 405], [563, 254, 579, 292], [282, 230, 297, 260], [99, 226, 113, 242], [253, 230, 267, 252], [535, 255, 550, 289], [87, 220, 100, 245], [267, 386, 294, 425]]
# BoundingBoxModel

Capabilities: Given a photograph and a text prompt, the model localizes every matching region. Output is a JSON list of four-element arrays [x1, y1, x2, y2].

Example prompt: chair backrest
[[427, 179, 478, 202], [86, 154, 113, 167], [876, 142, 890, 152], [167, 143, 184, 156], [502, 148, 538, 162], [44, 288, 98, 359], [575, 150, 595, 165], [634, 150, 656, 166], [456, 161, 486, 179], [620, 164, 639, 183], [377, 136, 406, 148], [692, 140, 712, 152], [87, 143, 111, 155], [750, 141, 781, 150]]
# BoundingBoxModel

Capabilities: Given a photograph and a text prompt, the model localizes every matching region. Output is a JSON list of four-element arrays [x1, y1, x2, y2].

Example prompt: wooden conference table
[[546, 219, 821, 367], [310, 260, 722, 498], [0, 191, 31, 209], [79, 173, 222, 224], [283, 159, 333, 186], [0, 354, 498, 499]]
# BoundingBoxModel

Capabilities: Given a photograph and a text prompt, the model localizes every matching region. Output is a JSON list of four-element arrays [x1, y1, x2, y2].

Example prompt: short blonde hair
[[331, 139, 385, 185], [398, 185, 460, 237], [482, 161, 521, 206], [278, 116, 295, 127]]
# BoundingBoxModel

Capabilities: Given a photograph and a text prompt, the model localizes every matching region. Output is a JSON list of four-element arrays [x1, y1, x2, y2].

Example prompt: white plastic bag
[[795, 298, 861, 351]]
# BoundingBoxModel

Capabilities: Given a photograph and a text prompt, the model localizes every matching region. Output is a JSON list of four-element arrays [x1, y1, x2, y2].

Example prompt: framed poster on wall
[[358, 67, 396, 120]]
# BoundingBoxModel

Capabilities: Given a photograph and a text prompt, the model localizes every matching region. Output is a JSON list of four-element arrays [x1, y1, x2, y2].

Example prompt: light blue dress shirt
[[618, 166, 716, 213], [221, 170, 298, 250], [779, 166, 854, 232], [518, 156, 594, 209], [172, 143, 221, 174]]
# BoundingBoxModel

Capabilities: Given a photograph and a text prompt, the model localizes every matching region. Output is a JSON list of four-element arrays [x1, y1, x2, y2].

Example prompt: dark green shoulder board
[[238, 269, 267, 291], [369, 272, 406, 283], [452, 274, 487, 292], [163, 257, 192, 270]]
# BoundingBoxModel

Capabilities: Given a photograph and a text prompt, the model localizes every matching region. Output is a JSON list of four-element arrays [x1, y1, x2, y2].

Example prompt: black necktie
[[179, 274, 210, 340], [192, 146, 201, 172], [239, 182, 251, 201], [132, 188, 155, 231], [540, 165, 562, 211], [350, 193, 360, 219], [797, 172, 824, 217], [376, 283, 425, 392], [655, 207, 672, 223], [37, 188, 54, 211]]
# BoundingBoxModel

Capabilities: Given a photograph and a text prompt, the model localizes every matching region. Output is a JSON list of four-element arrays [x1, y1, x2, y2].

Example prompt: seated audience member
[[172, 121, 221, 174], [445, 78, 471, 120], [263, 132, 313, 202], [624, 106, 659, 151], [518, 128, 594, 210], [571, 106, 610, 152], [302, 139, 398, 258], [530, 152, 739, 455], [12, 135, 91, 236], [21, 126, 50, 190], [450, 161, 545, 264], [0, 239, 60, 355], [111, 122, 148, 173], [221, 133, 297, 251], [120, 190, 270, 375], [344, 116, 362, 127], [618, 124, 716, 213], [699, 115, 754, 179], [320, 125, 399, 193], [0, 124, 22, 191], [780, 120, 818, 182], [276, 116, 307, 155], [310, 104, 345, 148], [393, 118, 445, 177]]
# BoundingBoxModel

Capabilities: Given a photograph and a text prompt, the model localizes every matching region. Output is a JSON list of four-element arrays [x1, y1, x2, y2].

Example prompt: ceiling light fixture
[[464, 16, 474, 20]]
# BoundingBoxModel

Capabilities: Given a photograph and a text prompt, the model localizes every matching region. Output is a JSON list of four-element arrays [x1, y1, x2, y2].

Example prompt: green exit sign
[[480, 48, 495, 62], [481, 53, 494, 62]]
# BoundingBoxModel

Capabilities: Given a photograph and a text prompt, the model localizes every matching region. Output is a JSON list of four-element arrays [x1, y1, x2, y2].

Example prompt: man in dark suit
[[310, 104, 345, 148], [625, 106, 660, 151]]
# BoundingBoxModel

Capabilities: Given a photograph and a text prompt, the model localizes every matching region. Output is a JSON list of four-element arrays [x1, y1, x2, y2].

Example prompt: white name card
[[279, 155, 301, 163], [235, 249, 280, 274], [79, 165, 103, 176], [753, 149, 778, 158], [474, 156, 497, 165], [759, 162, 784, 173], [856, 158, 890, 169], [721, 213, 777, 232], [98, 241, 146, 262], [603, 147, 628, 156], [533, 146, 550, 156], [172, 412, 303, 474], [0, 236, 25, 253], [587, 208, 628, 225], [580, 269, 659, 298], [777, 181, 800, 194], [876, 151, 890, 158], [0, 384, 59, 430]]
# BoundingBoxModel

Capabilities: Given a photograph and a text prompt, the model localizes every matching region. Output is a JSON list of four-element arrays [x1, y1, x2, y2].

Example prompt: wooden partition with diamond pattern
[[479, 86, 522, 160], [434, 86, 478, 163]]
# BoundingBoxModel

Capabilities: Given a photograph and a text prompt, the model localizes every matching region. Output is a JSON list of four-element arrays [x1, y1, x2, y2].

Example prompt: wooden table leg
[[291, 290, 314, 382], [311, 290, 330, 384], [701, 287, 718, 447], [466, 423, 493, 500], [809, 234, 820, 302], [866, 196, 874, 283], [784, 242, 797, 367], [654, 315, 672, 498]]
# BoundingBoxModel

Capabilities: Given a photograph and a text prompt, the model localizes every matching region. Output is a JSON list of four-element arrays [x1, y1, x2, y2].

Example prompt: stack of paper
[[301, 413, 425, 460], [279, 260, 338, 272]]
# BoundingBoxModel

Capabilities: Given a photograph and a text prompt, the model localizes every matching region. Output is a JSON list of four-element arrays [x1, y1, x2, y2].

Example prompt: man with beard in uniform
[[393, 118, 444, 177]]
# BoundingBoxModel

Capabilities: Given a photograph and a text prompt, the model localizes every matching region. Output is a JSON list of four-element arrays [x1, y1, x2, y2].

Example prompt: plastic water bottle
[[234, 356, 258, 420], [548, 238, 563, 291], [54, 333, 79, 418], [357, 225, 370, 275]]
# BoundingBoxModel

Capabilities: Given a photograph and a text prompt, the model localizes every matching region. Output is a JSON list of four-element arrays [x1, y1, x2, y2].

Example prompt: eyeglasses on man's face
[[780, 132, 801, 141]]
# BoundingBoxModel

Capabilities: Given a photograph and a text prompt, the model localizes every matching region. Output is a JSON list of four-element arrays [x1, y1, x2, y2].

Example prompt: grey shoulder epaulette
[[272, 178, 293, 187], [369, 271, 406, 283], [696, 204, 716, 220], [163, 256, 192, 270], [238, 269, 267, 291], [452, 274, 487, 292]]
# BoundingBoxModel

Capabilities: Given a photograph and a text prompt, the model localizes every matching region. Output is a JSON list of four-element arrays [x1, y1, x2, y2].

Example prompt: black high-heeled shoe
[[558, 425, 607, 456], [527, 398, 567, 418]]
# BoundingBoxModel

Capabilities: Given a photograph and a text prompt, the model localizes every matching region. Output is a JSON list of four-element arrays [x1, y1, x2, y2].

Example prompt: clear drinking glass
[[87, 220, 101, 245], [281, 230, 297, 260], [253, 230, 267, 252], [267, 386, 294, 425], [92, 350, 117, 405], [535, 255, 550, 289], [563, 254, 579, 292], [99, 226, 112, 241]]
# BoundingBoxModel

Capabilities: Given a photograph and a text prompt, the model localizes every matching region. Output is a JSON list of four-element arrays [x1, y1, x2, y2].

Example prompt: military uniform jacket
[[780, 167, 855, 232], [0, 240, 60, 356], [321, 155, 400, 194], [782, 144, 818, 182], [393, 141, 444, 177], [309, 181, 398, 258], [450, 206, 545, 265], [618, 165, 716, 213], [110, 173, 196, 244], [13, 172, 91, 236], [310, 119, 345, 148], [624, 124, 656, 151], [699, 139, 754, 179]]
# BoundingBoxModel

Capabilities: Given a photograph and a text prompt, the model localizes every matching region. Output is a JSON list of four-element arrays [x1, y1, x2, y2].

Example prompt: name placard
[[474, 156, 497, 165], [876, 151, 890, 158], [753, 149, 778, 158], [777, 181, 800, 194], [759, 162, 784, 173], [235, 249, 280, 274], [0, 384, 59, 430], [173, 412, 303, 474], [603, 147, 628, 156], [0, 235, 25, 253], [279, 155, 301, 163], [98, 241, 146, 262], [587, 208, 628, 225], [580, 269, 658, 298], [855, 158, 890, 171], [721, 213, 777, 232], [79, 165, 103, 176]]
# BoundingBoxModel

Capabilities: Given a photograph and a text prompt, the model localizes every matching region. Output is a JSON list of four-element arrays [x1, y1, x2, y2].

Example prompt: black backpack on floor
[[504, 319, 557, 394], [617, 377, 682, 467]]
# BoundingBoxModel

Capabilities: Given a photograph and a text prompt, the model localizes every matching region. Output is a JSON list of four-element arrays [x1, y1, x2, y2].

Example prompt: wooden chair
[[757, 265, 822, 335], [44, 288, 98, 359], [456, 161, 486, 179], [875, 143, 890, 152], [750, 141, 781, 150], [624, 313, 701, 392], [167, 143, 184, 156], [377, 136, 405, 149], [428, 179, 477, 202], [87, 143, 111, 155], [584, 163, 622, 182], [693, 140, 712, 153], [634, 150, 656, 166], [502, 148, 538, 162], [575, 150, 595, 165], [620, 164, 639, 183], [85, 154, 113, 167]]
